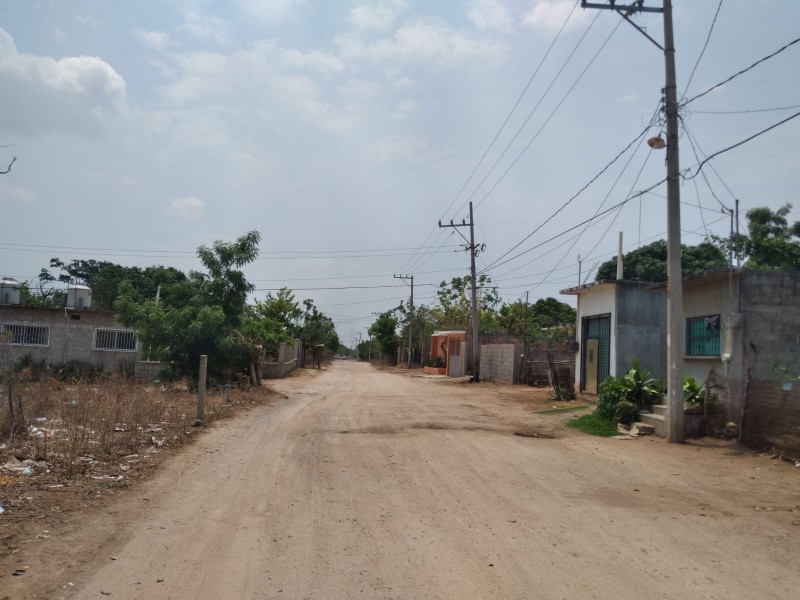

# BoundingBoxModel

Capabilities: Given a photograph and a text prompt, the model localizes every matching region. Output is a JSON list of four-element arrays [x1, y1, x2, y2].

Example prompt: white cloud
[[53, 27, 67, 42], [181, 12, 232, 44], [274, 74, 353, 130], [0, 28, 127, 137], [337, 18, 505, 66], [238, 0, 306, 23], [617, 93, 639, 103], [349, 0, 408, 31], [521, 0, 590, 32], [75, 15, 98, 28], [134, 29, 172, 51], [467, 0, 514, 33], [1, 185, 37, 205], [166, 195, 205, 219], [395, 99, 422, 116], [373, 133, 431, 162]]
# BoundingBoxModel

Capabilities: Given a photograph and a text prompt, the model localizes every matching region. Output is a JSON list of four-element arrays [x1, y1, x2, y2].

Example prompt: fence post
[[196, 355, 207, 423], [223, 383, 230, 404]]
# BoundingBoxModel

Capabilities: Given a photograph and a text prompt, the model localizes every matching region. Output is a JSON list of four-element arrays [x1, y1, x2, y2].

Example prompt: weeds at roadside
[[567, 412, 618, 437]]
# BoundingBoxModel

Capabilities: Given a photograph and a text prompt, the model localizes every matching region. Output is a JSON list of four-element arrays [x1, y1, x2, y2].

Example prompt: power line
[[683, 36, 800, 106], [457, 10, 604, 212], [471, 16, 623, 211], [691, 103, 800, 115], [681, 0, 723, 99], [396, 2, 584, 276], [480, 114, 658, 274], [683, 110, 800, 180]]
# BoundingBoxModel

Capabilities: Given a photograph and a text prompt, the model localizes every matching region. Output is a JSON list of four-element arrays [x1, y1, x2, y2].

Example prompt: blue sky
[[2, 0, 799, 345]]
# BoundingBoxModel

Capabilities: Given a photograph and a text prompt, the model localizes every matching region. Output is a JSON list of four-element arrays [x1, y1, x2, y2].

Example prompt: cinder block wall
[[480, 343, 522, 384], [0, 306, 136, 373]]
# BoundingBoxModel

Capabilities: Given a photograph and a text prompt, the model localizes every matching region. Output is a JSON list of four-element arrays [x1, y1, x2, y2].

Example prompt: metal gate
[[581, 314, 610, 393]]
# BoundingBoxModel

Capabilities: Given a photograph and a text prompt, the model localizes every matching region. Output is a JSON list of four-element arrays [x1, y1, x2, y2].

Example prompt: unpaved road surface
[[5, 361, 800, 599]]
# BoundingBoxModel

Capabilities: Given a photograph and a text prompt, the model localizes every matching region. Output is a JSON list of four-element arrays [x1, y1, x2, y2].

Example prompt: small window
[[1, 323, 50, 347], [686, 315, 720, 357], [94, 328, 137, 352]]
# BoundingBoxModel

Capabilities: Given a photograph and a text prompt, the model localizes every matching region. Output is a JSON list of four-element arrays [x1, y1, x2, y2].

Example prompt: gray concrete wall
[[480, 343, 523, 384], [0, 305, 136, 373], [615, 285, 667, 382], [261, 341, 300, 379], [135, 361, 167, 381]]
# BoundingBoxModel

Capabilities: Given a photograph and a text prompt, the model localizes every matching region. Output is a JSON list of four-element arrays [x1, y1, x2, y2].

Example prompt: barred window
[[686, 315, 720, 357], [94, 328, 137, 352], [1, 323, 50, 347]]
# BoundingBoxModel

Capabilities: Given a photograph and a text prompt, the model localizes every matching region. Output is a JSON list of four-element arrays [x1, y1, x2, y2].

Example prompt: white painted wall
[[574, 283, 617, 391]]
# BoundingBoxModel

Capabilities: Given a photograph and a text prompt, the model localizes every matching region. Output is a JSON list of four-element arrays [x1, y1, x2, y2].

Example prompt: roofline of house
[[0, 304, 117, 315], [559, 279, 657, 296]]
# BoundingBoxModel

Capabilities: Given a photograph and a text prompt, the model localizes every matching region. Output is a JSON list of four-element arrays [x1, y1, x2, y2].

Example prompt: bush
[[596, 376, 626, 420], [615, 400, 639, 425]]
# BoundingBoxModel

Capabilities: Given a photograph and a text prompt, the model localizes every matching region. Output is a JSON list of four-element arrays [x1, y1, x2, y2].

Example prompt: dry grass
[[1, 374, 278, 477]]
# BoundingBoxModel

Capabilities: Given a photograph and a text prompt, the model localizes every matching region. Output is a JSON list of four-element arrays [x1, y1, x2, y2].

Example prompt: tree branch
[[1, 156, 16, 174]]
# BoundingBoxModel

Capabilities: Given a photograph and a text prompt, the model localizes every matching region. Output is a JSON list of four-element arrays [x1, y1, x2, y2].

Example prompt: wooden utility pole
[[439, 201, 481, 381], [581, 0, 684, 442], [394, 274, 414, 368]]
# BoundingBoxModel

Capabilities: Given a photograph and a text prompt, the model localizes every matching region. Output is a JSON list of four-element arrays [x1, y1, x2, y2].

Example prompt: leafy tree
[[115, 231, 262, 382], [298, 299, 340, 353], [436, 275, 499, 332], [720, 204, 800, 270], [595, 239, 727, 283], [46, 259, 187, 309], [496, 297, 576, 340], [368, 311, 400, 362], [241, 288, 302, 359]]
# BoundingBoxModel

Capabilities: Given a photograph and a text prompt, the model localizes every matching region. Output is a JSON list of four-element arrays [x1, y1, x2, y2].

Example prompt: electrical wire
[[479, 113, 659, 274], [680, 0, 723, 100], [683, 36, 800, 106], [683, 110, 800, 180], [691, 103, 800, 115]]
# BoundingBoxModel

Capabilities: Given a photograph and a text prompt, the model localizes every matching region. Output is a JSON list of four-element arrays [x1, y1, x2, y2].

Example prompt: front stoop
[[638, 404, 667, 437]]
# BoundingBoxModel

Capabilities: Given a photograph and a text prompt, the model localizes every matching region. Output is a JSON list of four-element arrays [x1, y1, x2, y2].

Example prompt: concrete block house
[[0, 278, 138, 374]]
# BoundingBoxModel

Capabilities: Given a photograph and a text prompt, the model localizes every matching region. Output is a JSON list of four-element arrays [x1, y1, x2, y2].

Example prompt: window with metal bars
[[94, 328, 137, 352], [1, 323, 50, 347], [686, 315, 720, 357]]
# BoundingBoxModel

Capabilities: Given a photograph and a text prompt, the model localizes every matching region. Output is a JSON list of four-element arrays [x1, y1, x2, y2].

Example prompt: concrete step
[[650, 404, 668, 417], [638, 412, 665, 437], [632, 422, 655, 435]]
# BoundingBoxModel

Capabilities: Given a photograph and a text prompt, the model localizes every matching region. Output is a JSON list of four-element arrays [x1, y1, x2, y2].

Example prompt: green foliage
[[714, 204, 800, 271], [496, 297, 576, 340], [622, 358, 661, 407], [567, 413, 618, 437], [614, 400, 639, 425], [299, 299, 340, 353], [368, 311, 400, 360], [435, 275, 499, 331], [596, 376, 627, 420], [683, 376, 705, 404], [115, 231, 263, 382], [595, 358, 661, 422], [426, 355, 445, 368], [241, 288, 302, 358], [595, 239, 727, 283]]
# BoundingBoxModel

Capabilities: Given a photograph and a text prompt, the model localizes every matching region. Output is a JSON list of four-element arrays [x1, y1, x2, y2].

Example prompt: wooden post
[[197, 355, 207, 423], [223, 384, 230, 404], [249, 362, 258, 386]]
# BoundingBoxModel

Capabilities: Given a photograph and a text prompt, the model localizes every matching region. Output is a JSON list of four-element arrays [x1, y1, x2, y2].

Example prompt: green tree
[[496, 297, 576, 340], [435, 275, 499, 332], [115, 231, 262, 382], [368, 311, 400, 362], [299, 299, 340, 353], [722, 204, 800, 270], [595, 239, 727, 283], [241, 288, 302, 359]]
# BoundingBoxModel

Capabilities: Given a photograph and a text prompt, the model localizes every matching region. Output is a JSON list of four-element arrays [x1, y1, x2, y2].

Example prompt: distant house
[[0, 279, 137, 374], [425, 330, 467, 377]]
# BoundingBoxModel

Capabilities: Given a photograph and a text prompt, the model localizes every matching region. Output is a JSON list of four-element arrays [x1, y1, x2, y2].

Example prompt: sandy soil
[[2, 361, 799, 600]]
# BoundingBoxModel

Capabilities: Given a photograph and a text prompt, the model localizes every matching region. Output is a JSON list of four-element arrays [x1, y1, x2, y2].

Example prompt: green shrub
[[567, 413, 618, 437], [622, 358, 661, 406], [614, 400, 639, 425], [596, 376, 626, 420]]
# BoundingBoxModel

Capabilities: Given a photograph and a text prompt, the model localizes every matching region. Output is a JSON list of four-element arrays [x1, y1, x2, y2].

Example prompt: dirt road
[[6, 361, 800, 599]]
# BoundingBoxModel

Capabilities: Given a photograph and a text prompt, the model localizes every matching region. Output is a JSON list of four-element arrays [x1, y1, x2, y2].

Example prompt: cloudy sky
[[1, 0, 799, 345]]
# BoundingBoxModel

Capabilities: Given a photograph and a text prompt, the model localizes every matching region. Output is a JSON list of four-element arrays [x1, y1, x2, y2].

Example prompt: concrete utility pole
[[439, 201, 481, 381], [581, 0, 683, 441], [394, 274, 414, 368]]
